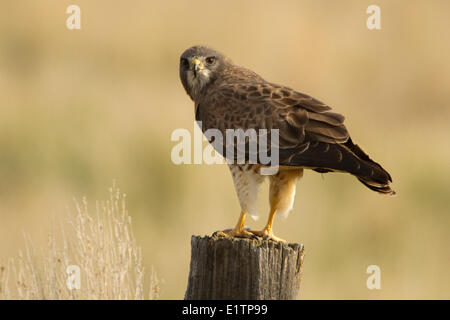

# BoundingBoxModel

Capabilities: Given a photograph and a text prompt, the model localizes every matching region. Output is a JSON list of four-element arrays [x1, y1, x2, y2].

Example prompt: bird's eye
[[180, 58, 189, 68], [205, 56, 216, 65]]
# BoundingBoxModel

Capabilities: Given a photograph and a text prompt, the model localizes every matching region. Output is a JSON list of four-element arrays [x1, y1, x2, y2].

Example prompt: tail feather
[[340, 138, 395, 195], [357, 177, 396, 195], [284, 137, 395, 195]]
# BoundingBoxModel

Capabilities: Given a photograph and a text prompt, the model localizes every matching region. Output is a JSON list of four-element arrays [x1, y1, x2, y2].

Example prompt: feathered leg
[[252, 168, 303, 242], [214, 164, 264, 239]]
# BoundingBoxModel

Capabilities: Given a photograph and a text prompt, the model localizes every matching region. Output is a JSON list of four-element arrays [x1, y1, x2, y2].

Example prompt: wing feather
[[198, 82, 349, 150], [196, 79, 394, 194]]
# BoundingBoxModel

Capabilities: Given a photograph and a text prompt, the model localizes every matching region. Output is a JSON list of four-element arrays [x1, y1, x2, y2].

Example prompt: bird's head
[[179, 46, 230, 101]]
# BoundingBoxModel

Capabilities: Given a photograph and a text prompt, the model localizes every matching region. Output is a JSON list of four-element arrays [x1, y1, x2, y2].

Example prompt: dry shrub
[[0, 184, 160, 300]]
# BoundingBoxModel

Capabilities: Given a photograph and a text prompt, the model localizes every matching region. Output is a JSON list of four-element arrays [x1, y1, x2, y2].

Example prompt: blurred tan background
[[1, 0, 449, 299]]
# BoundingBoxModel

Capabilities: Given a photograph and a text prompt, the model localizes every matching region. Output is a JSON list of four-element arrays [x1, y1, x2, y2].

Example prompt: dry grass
[[0, 184, 160, 300]]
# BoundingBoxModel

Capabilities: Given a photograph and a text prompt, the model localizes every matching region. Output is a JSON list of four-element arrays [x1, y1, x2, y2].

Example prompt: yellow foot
[[251, 229, 286, 242], [213, 227, 258, 239]]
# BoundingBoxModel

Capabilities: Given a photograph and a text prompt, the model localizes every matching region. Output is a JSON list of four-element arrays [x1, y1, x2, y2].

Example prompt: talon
[[250, 229, 286, 242], [212, 227, 256, 239], [212, 231, 226, 237], [213, 211, 259, 239]]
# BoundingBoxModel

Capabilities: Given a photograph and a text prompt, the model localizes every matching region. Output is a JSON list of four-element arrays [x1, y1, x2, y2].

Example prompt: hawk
[[179, 45, 395, 242]]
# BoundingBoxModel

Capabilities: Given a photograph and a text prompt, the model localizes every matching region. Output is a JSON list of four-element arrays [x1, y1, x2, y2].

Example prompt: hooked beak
[[191, 58, 204, 75]]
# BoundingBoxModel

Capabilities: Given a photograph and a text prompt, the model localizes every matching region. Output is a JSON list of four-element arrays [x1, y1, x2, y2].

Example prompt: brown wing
[[197, 80, 394, 195], [196, 81, 348, 159]]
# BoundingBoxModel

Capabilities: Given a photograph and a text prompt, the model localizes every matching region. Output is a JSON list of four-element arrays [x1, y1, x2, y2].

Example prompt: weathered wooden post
[[185, 235, 305, 300]]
